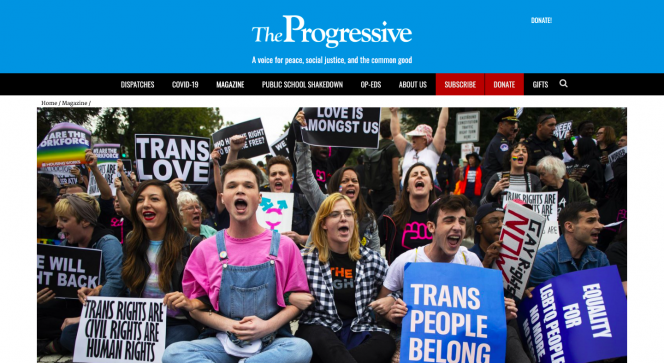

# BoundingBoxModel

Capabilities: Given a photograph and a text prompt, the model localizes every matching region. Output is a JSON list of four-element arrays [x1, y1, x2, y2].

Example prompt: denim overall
[[215, 230, 290, 348]]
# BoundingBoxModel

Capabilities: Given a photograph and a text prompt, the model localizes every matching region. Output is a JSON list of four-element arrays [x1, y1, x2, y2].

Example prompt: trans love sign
[[74, 297, 167, 363], [256, 192, 294, 232], [37, 244, 102, 299], [135, 134, 211, 185], [212, 118, 270, 160], [302, 107, 381, 148], [88, 143, 121, 197], [518, 266, 627, 363], [400, 263, 506, 363], [491, 201, 546, 300]]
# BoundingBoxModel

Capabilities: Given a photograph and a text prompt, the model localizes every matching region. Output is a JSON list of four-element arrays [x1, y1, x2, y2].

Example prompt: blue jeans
[[59, 319, 199, 353], [163, 337, 313, 363]]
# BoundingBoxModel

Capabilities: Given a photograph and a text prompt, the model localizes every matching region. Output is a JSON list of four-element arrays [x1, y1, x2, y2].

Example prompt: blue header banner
[[3, 1, 663, 73], [400, 262, 506, 363], [518, 266, 627, 363]]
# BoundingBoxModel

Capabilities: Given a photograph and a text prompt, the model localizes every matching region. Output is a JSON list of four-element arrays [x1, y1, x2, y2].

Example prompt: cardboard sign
[[502, 190, 558, 222], [74, 297, 167, 363], [37, 244, 102, 299], [455, 111, 480, 143], [604, 146, 626, 182], [256, 192, 294, 232], [400, 263, 506, 363], [491, 201, 546, 300], [88, 144, 121, 197], [270, 133, 289, 157], [302, 107, 381, 148], [518, 266, 627, 363], [135, 134, 211, 185], [553, 120, 573, 139], [37, 122, 92, 169], [212, 118, 270, 159], [461, 143, 475, 158]]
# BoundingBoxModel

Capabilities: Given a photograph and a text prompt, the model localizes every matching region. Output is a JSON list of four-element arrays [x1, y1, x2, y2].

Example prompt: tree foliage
[[37, 108, 101, 145]]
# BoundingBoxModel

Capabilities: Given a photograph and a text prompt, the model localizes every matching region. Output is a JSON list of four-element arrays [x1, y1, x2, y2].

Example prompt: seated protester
[[178, 191, 217, 238], [267, 156, 316, 248], [377, 196, 520, 363], [163, 160, 312, 363], [537, 156, 590, 216], [565, 137, 603, 201], [379, 163, 437, 264], [605, 222, 627, 295], [288, 109, 353, 194], [111, 178, 134, 244], [526, 202, 609, 294], [295, 193, 396, 363], [294, 111, 379, 252], [61, 181, 204, 352], [390, 107, 449, 189], [470, 203, 506, 268], [38, 178, 63, 244], [480, 142, 541, 205], [49, 193, 126, 353]]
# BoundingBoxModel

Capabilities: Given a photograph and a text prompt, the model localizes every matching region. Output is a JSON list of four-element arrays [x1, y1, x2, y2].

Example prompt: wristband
[[284, 292, 292, 306]]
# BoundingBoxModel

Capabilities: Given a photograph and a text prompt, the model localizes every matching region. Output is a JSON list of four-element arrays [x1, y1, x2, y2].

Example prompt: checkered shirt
[[299, 246, 390, 334]]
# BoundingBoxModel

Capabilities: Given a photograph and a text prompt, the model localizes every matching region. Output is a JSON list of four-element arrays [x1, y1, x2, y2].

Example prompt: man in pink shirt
[[163, 159, 313, 363]]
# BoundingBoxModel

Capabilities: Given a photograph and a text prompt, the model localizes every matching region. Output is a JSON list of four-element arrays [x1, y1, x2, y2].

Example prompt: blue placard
[[401, 262, 506, 363], [517, 266, 627, 363]]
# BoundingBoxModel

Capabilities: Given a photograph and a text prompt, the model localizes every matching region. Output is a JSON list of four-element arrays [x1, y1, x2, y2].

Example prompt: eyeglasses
[[181, 205, 202, 212], [481, 218, 503, 227], [328, 210, 355, 219], [596, 132, 604, 135]]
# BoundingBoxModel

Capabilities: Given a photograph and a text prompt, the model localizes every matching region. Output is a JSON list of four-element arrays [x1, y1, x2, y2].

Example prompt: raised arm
[[227, 135, 246, 163], [390, 107, 407, 156], [432, 107, 448, 154], [116, 159, 135, 195], [86, 150, 112, 200]]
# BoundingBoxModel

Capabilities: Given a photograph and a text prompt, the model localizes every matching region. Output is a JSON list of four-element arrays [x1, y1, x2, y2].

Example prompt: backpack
[[364, 142, 395, 191]]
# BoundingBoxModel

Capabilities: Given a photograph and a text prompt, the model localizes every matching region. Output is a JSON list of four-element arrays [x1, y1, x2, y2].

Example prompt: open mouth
[[274, 181, 283, 190], [192, 215, 200, 223], [143, 211, 156, 221], [235, 199, 248, 213], [338, 226, 350, 235], [447, 235, 461, 247], [415, 180, 425, 190], [517, 156, 525, 164], [345, 189, 356, 198], [591, 232, 600, 242]]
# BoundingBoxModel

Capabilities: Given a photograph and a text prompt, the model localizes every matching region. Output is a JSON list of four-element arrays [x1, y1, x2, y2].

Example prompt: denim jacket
[[528, 234, 609, 288], [295, 142, 380, 252]]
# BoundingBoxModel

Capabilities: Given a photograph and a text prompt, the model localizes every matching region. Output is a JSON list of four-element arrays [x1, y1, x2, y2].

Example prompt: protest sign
[[518, 266, 627, 363], [38, 122, 92, 169], [270, 133, 289, 157], [212, 118, 270, 159], [461, 143, 474, 158], [122, 159, 133, 172], [256, 192, 294, 232], [74, 297, 167, 363], [604, 146, 626, 182], [42, 165, 81, 185], [552, 120, 573, 139], [302, 107, 381, 148], [88, 143, 121, 197], [455, 111, 480, 143], [474, 146, 480, 155], [135, 134, 210, 185], [401, 263, 506, 363], [37, 244, 102, 299], [503, 190, 558, 222], [492, 201, 546, 300]]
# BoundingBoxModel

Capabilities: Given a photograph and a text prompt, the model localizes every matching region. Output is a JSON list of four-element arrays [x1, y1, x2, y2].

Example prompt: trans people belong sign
[[401, 263, 506, 363], [518, 266, 627, 363]]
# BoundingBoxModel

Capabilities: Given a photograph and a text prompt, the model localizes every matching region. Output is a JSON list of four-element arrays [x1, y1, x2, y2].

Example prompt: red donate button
[[436, 74, 484, 95], [485, 74, 524, 95]]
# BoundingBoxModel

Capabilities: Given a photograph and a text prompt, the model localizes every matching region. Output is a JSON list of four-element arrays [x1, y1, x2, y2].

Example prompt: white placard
[[256, 192, 295, 232], [456, 111, 480, 143]]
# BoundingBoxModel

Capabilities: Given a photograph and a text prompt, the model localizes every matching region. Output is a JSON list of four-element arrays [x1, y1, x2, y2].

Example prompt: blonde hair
[[310, 193, 361, 263], [54, 193, 100, 223]]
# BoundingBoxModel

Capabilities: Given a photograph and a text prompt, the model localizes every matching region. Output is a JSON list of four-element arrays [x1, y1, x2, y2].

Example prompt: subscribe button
[[436, 74, 484, 95]]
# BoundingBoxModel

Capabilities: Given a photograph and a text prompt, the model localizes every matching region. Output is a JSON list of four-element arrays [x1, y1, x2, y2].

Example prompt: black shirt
[[37, 224, 63, 245], [525, 134, 564, 166], [387, 209, 432, 264], [547, 179, 571, 216], [436, 153, 455, 193], [329, 251, 357, 320], [482, 133, 510, 184]]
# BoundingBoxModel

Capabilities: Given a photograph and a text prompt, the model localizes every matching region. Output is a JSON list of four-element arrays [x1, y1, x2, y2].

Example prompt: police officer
[[436, 151, 455, 195], [481, 108, 521, 190], [525, 114, 565, 173]]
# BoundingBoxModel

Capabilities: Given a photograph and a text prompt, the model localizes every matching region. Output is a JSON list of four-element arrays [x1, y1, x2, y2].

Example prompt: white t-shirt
[[383, 246, 482, 293], [401, 142, 442, 185]]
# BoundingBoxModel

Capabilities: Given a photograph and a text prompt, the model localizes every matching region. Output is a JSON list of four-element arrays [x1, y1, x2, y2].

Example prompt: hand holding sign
[[296, 110, 307, 127], [211, 147, 222, 161], [482, 240, 504, 268], [504, 297, 518, 320], [85, 149, 98, 167], [71, 166, 81, 177], [77, 285, 101, 305], [37, 288, 55, 304], [169, 178, 185, 195]]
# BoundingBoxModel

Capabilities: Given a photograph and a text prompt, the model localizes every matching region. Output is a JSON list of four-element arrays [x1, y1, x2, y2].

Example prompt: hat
[[406, 124, 433, 145], [474, 203, 505, 245], [465, 152, 480, 163], [493, 107, 523, 123]]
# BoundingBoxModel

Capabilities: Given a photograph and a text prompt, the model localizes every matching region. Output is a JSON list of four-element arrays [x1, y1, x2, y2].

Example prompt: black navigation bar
[[1, 73, 662, 95]]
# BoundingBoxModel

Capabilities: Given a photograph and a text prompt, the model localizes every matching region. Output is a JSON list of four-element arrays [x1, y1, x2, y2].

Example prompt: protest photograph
[[36, 106, 627, 363]]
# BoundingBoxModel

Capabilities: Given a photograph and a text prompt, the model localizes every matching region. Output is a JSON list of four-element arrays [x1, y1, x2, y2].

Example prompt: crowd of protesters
[[37, 107, 627, 362]]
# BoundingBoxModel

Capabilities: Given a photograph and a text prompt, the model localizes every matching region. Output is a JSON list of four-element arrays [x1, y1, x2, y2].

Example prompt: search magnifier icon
[[559, 79, 568, 88]]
